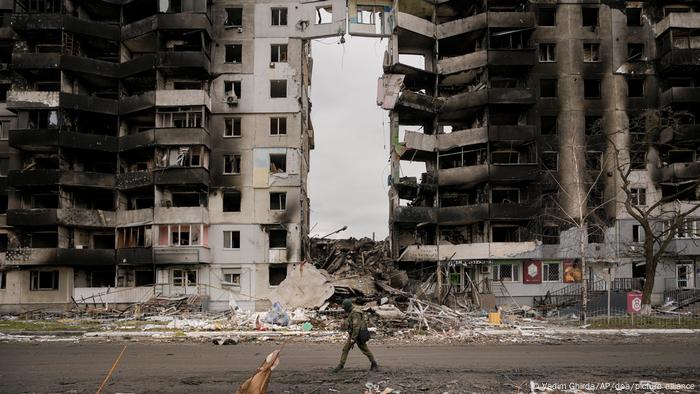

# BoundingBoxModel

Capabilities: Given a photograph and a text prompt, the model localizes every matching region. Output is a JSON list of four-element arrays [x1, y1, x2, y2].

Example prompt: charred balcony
[[438, 163, 538, 187], [438, 49, 536, 75], [9, 169, 115, 189], [11, 13, 120, 41], [437, 11, 535, 39], [5, 247, 115, 266], [121, 13, 212, 42], [7, 208, 116, 228], [153, 246, 211, 265], [393, 202, 538, 225], [9, 129, 117, 152], [154, 167, 209, 187], [657, 162, 700, 183], [117, 247, 153, 265], [11, 53, 120, 78], [659, 87, 700, 106], [7, 91, 119, 114], [116, 171, 154, 190], [119, 128, 210, 152]]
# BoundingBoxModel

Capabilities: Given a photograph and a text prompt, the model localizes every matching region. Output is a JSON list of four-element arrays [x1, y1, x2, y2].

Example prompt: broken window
[[542, 191, 559, 209], [540, 79, 557, 98], [585, 116, 602, 135], [491, 189, 520, 204], [0, 157, 8, 177], [225, 117, 241, 137], [626, 8, 642, 26], [671, 30, 700, 50], [225, 8, 243, 27], [540, 116, 557, 135], [541, 151, 559, 171], [118, 226, 149, 248], [223, 269, 241, 286], [0, 84, 9, 102], [18, 0, 61, 13], [627, 78, 644, 97], [135, 270, 154, 286], [25, 110, 59, 129], [0, 270, 5, 289], [269, 154, 286, 173], [586, 151, 603, 171], [271, 7, 287, 26], [587, 224, 604, 244], [584, 79, 601, 99], [157, 107, 204, 128], [0, 121, 9, 140], [587, 183, 604, 208], [0, 196, 6, 214], [668, 150, 695, 163], [271, 44, 288, 63], [224, 154, 241, 174], [163, 146, 204, 167], [224, 81, 242, 99], [492, 226, 520, 242], [269, 230, 286, 248], [171, 192, 201, 207], [31, 232, 58, 248], [223, 230, 241, 249], [270, 117, 287, 135], [270, 192, 286, 210], [493, 263, 519, 281], [543, 226, 560, 245], [30, 270, 59, 291], [270, 80, 287, 98], [543, 262, 560, 280], [225, 44, 242, 63], [316, 6, 332, 24], [161, 224, 205, 247], [631, 188, 646, 206], [490, 29, 529, 49], [539, 43, 556, 62], [583, 43, 600, 62], [268, 264, 287, 286], [630, 150, 646, 170], [582, 7, 599, 27], [491, 151, 519, 164], [538, 7, 556, 26], [627, 43, 644, 62], [173, 81, 202, 90], [223, 192, 241, 212], [173, 269, 196, 287], [632, 224, 644, 243]]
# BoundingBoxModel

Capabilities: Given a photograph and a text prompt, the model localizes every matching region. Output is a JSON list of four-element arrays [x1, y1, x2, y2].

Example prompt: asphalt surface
[[1, 340, 699, 393]]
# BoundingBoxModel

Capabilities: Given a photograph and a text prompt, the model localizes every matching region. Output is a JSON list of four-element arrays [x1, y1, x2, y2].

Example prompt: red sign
[[627, 291, 643, 314], [523, 260, 542, 284]]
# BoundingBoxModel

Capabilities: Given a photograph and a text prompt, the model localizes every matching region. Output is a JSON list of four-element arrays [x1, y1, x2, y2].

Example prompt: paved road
[[1, 340, 699, 393]]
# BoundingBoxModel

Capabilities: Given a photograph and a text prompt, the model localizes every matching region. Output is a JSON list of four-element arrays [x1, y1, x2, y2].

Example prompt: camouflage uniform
[[334, 301, 377, 372]]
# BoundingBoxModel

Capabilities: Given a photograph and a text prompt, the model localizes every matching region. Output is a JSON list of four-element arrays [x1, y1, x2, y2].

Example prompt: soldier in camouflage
[[332, 299, 378, 372]]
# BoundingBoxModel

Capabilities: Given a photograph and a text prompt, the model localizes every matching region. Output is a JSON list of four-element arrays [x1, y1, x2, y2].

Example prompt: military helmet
[[341, 298, 353, 312]]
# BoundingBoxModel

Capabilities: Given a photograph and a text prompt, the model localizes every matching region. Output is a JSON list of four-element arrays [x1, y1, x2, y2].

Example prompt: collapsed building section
[[380, 0, 700, 307]]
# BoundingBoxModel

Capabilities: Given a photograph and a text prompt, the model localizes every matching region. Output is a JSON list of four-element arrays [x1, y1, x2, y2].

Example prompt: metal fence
[[584, 307, 700, 329]]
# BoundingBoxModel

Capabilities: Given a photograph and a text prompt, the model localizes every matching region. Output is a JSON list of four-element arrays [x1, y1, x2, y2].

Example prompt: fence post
[[631, 312, 635, 327]]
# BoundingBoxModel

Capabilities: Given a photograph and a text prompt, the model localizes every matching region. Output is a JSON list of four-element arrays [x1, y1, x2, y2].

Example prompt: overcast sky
[[307, 36, 393, 240]]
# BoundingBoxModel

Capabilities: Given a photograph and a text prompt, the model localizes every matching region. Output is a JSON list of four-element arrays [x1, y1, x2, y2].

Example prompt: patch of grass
[[587, 316, 700, 329]]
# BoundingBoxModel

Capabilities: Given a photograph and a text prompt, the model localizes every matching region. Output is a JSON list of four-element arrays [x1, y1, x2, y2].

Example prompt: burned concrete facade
[[380, 1, 700, 306], [0, 0, 353, 312]]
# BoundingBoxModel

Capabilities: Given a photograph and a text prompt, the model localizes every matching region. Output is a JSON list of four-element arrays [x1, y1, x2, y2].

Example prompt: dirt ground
[[1, 336, 699, 393]]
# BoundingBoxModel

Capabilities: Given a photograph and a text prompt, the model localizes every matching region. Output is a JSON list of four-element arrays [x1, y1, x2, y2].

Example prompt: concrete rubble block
[[269, 263, 335, 309]]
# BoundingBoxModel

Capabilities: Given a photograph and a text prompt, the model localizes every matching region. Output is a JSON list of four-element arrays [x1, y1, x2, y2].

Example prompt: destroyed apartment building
[[378, 0, 700, 308], [0, 0, 698, 314]]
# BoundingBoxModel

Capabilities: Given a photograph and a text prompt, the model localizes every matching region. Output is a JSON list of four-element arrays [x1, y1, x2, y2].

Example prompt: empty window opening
[[316, 6, 332, 24], [223, 192, 241, 212], [225, 44, 242, 63], [173, 81, 202, 90], [398, 54, 425, 70], [270, 117, 287, 135], [117, 226, 149, 248], [271, 44, 288, 62], [225, 8, 243, 27], [586, 151, 603, 171], [171, 192, 201, 207], [31, 232, 58, 248], [628, 78, 644, 97], [268, 265, 287, 286], [668, 150, 695, 163], [270, 80, 287, 98], [491, 188, 520, 204], [584, 79, 601, 99], [630, 150, 646, 169], [582, 7, 599, 27], [492, 226, 520, 242], [626, 8, 642, 26], [540, 79, 557, 97], [490, 29, 529, 49], [585, 116, 602, 135], [159, 224, 204, 247], [225, 117, 241, 137], [539, 43, 556, 62], [271, 7, 288, 26], [269, 230, 287, 248], [172, 269, 196, 286], [93, 234, 115, 249], [270, 192, 286, 210], [0, 271, 6, 289], [540, 116, 557, 135], [628, 43, 644, 61], [31, 194, 58, 209], [538, 7, 556, 26], [30, 270, 58, 291], [269, 154, 286, 173], [491, 151, 520, 164], [543, 226, 560, 245], [583, 43, 600, 62], [224, 81, 242, 99], [587, 224, 604, 243], [224, 154, 241, 174], [134, 270, 154, 286], [357, 5, 384, 33], [632, 224, 644, 243], [223, 230, 241, 249], [541, 151, 559, 171]]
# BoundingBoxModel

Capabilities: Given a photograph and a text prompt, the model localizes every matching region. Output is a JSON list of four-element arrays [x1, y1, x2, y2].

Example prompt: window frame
[[537, 7, 556, 27], [631, 187, 647, 206], [271, 44, 288, 63], [270, 117, 287, 135], [270, 192, 287, 211], [222, 269, 242, 287], [538, 43, 556, 62], [225, 7, 243, 27], [223, 230, 241, 249], [583, 43, 601, 62], [173, 269, 197, 287], [224, 154, 242, 175], [225, 44, 242, 64], [29, 270, 59, 291], [224, 117, 242, 138], [493, 263, 519, 282], [270, 79, 287, 98], [271, 7, 288, 26], [541, 151, 559, 171], [543, 262, 561, 282]]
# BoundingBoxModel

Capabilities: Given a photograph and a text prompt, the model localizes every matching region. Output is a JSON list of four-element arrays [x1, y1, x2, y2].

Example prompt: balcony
[[155, 90, 211, 110], [153, 246, 211, 265], [658, 49, 700, 73], [119, 91, 156, 114], [154, 167, 209, 187], [117, 247, 153, 265], [122, 13, 212, 41], [11, 53, 120, 78], [7, 91, 119, 114], [119, 128, 210, 151], [117, 208, 154, 226], [657, 162, 700, 182], [442, 88, 535, 116], [7, 91, 60, 109], [116, 171, 154, 190], [9, 170, 115, 189], [120, 54, 157, 78], [7, 208, 116, 228], [398, 241, 539, 261], [269, 248, 288, 264], [11, 13, 120, 41], [5, 248, 115, 266], [9, 129, 117, 152], [392, 206, 437, 225], [154, 206, 209, 224], [157, 51, 210, 75], [659, 87, 700, 107], [655, 12, 700, 37], [437, 11, 534, 39], [438, 163, 538, 187], [438, 49, 536, 75], [438, 204, 489, 225], [489, 203, 539, 220]]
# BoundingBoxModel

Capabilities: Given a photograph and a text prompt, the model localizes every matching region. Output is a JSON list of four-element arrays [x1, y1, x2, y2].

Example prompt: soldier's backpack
[[357, 312, 372, 344]]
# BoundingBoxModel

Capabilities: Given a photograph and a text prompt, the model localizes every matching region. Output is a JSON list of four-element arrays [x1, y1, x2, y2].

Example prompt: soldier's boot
[[332, 364, 344, 373], [369, 361, 379, 372]]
